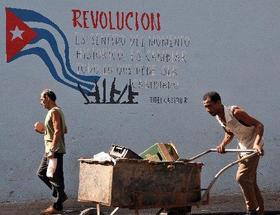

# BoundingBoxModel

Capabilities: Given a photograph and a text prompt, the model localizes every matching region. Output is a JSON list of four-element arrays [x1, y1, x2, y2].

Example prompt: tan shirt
[[44, 107, 66, 154]]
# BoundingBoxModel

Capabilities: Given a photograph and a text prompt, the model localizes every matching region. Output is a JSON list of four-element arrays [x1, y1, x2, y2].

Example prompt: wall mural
[[6, 7, 190, 105]]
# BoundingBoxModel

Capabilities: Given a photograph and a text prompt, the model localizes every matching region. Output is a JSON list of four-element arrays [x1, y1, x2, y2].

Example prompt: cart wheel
[[165, 206, 192, 215], [79, 207, 104, 215]]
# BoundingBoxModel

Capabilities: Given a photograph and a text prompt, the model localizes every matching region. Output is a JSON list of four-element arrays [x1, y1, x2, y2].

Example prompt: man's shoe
[[256, 206, 265, 215], [61, 193, 68, 203], [40, 206, 62, 214], [246, 210, 257, 215]]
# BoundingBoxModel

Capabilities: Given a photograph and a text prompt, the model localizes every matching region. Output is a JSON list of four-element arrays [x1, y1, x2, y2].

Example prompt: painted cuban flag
[[6, 7, 100, 95]]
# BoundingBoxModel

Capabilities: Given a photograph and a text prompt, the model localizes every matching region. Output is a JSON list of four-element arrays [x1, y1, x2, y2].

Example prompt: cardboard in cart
[[140, 143, 179, 161]]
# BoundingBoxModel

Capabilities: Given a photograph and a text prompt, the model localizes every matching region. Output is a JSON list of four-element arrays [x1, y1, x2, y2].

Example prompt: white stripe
[[21, 21, 95, 90]]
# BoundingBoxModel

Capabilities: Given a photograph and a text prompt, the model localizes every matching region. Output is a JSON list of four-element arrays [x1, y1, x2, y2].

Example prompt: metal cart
[[78, 149, 257, 215]]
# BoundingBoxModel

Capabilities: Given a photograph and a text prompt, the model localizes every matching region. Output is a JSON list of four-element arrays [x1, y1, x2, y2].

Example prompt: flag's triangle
[[6, 8, 37, 62]]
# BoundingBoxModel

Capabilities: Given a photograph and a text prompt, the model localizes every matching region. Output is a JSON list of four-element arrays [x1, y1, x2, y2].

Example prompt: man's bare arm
[[217, 130, 234, 153], [233, 107, 264, 155], [50, 110, 63, 153]]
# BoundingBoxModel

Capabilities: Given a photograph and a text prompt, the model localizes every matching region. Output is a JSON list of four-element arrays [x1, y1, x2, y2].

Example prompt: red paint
[[72, 9, 161, 31], [116, 12, 124, 30], [72, 9, 82, 28], [6, 8, 37, 62]]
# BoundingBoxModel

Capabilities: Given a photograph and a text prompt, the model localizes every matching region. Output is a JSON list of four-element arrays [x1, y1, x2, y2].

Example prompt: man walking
[[202, 91, 264, 215], [34, 89, 68, 214]]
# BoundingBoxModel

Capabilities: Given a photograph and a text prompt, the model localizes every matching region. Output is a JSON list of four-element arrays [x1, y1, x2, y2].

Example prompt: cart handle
[[188, 148, 256, 162], [200, 151, 258, 204]]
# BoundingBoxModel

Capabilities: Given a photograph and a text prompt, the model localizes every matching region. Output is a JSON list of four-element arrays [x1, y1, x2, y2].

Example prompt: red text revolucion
[[72, 9, 161, 31]]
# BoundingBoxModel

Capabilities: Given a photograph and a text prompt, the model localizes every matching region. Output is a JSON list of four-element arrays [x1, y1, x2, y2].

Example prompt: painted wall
[[0, 0, 279, 202]]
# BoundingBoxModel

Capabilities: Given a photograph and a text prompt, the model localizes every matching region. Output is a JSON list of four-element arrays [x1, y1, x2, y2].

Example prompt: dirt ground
[[0, 193, 279, 215]]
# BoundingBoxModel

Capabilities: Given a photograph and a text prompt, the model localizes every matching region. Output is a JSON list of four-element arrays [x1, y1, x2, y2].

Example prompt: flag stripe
[[14, 47, 92, 94], [7, 7, 100, 95], [31, 28, 95, 89]]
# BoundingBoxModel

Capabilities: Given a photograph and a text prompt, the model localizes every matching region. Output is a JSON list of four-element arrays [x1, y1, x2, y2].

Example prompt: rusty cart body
[[78, 149, 257, 215]]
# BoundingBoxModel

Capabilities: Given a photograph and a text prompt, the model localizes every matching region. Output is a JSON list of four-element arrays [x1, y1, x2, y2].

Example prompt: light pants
[[236, 154, 264, 213]]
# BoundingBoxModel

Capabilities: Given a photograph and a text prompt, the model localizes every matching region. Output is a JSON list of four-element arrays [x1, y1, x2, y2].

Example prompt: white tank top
[[216, 105, 263, 154]]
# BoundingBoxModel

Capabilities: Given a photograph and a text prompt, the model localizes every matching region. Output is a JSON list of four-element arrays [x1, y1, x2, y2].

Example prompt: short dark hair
[[203, 91, 221, 102], [42, 89, 56, 101]]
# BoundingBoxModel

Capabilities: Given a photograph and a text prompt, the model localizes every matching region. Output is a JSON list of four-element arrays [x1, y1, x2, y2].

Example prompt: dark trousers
[[37, 153, 66, 211]]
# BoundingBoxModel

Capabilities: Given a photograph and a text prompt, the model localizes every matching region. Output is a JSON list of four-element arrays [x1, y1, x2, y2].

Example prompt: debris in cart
[[92, 152, 117, 164], [140, 142, 179, 161], [80, 145, 142, 165], [109, 144, 142, 159]]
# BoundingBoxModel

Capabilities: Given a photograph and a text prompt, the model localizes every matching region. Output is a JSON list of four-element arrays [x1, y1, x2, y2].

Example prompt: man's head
[[203, 91, 223, 116], [40, 89, 56, 109]]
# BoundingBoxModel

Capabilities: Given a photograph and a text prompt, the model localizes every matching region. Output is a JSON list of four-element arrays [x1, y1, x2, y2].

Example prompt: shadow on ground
[[0, 193, 279, 215]]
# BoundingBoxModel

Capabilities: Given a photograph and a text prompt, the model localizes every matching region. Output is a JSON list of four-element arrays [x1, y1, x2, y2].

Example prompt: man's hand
[[253, 144, 264, 156], [47, 151, 55, 159], [34, 121, 45, 134], [216, 144, 226, 153]]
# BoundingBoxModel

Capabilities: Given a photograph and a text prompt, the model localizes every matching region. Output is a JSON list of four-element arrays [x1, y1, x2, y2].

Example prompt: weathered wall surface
[[0, 0, 279, 202]]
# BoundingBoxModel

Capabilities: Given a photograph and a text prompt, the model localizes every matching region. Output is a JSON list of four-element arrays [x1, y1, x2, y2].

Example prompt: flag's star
[[10, 26, 24, 40]]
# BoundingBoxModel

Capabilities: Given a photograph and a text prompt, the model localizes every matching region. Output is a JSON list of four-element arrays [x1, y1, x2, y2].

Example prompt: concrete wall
[[1, 0, 280, 202]]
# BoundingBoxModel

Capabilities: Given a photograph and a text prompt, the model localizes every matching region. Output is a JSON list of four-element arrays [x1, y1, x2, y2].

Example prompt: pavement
[[0, 193, 279, 215]]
